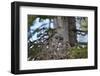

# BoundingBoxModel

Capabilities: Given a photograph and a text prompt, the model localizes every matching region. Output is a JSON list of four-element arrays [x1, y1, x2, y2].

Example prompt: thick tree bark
[[53, 16, 77, 46], [68, 17, 77, 46], [53, 16, 69, 42]]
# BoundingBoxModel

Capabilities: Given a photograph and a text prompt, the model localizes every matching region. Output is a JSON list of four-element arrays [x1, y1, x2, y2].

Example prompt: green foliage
[[67, 45, 88, 59], [80, 17, 88, 31], [37, 16, 53, 20], [28, 15, 36, 27], [28, 44, 42, 61]]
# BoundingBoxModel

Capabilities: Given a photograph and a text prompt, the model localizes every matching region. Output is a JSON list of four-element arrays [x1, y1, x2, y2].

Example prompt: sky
[[29, 17, 54, 42], [76, 20, 88, 42]]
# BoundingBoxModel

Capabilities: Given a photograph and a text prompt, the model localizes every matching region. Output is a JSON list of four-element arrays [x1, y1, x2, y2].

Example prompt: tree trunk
[[53, 16, 69, 42], [53, 16, 77, 46], [68, 17, 77, 46]]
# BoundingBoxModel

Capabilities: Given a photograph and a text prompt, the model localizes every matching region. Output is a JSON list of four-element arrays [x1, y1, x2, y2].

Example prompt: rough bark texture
[[68, 17, 77, 46], [53, 16, 69, 42]]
